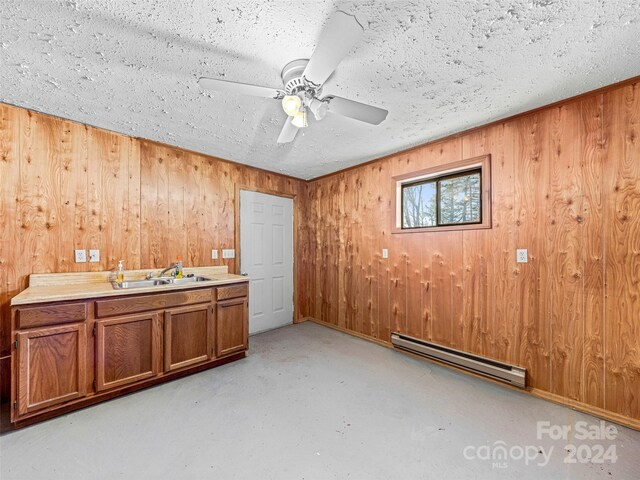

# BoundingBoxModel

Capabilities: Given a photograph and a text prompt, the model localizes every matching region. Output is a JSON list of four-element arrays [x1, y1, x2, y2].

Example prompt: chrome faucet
[[144, 263, 178, 280], [158, 263, 178, 278]]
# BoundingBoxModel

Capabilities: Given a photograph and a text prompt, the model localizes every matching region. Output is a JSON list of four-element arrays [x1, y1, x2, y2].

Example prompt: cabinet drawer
[[16, 302, 87, 329], [95, 288, 213, 318], [216, 284, 248, 300]]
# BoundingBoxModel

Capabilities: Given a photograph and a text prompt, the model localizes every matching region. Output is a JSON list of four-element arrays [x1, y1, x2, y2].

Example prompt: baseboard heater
[[391, 333, 526, 388]]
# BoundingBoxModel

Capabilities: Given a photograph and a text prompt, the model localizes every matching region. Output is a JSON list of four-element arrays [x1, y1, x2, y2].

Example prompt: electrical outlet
[[222, 249, 235, 259], [75, 249, 87, 263], [516, 249, 528, 263], [382, 248, 389, 259], [89, 249, 100, 263], [211, 249, 218, 260]]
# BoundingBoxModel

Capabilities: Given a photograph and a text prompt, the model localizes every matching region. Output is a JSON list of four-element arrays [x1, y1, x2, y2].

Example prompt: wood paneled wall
[[299, 81, 640, 424], [0, 105, 308, 399], [1, 79, 638, 426]]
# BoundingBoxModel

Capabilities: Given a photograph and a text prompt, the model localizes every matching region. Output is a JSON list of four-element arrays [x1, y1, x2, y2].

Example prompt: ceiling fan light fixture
[[309, 98, 329, 121], [291, 109, 308, 128], [281, 95, 302, 116], [198, 10, 387, 144]]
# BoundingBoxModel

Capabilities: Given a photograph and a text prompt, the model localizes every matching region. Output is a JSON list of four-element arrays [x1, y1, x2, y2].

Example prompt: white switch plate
[[89, 249, 100, 263], [382, 248, 389, 259], [222, 249, 235, 259], [75, 249, 87, 263], [211, 249, 218, 260], [516, 249, 528, 263]]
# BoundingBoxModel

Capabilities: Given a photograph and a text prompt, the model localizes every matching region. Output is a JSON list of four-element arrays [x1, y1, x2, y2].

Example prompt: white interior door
[[240, 190, 294, 334]]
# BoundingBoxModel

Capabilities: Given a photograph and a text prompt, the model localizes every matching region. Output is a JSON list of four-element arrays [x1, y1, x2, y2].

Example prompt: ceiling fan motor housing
[[281, 59, 321, 96]]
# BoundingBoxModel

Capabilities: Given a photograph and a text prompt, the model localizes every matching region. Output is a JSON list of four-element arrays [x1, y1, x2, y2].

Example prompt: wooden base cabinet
[[16, 323, 87, 416], [216, 297, 248, 357], [164, 304, 214, 372], [11, 283, 248, 426], [95, 313, 161, 391]]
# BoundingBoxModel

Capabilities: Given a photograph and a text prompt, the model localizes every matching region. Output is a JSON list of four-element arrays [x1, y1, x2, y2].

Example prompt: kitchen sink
[[112, 279, 170, 289], [165, 276, 211, 285], [112, 276, 211, 289]]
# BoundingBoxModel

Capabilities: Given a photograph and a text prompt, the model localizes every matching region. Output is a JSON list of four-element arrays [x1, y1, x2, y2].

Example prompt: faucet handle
[[146, 272, 153, 280]]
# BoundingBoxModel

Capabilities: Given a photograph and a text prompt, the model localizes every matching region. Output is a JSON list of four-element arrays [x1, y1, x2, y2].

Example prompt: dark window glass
[[402, 181, 436, 228], [401, 169, 481, 229], [438, 171, 481, 225]]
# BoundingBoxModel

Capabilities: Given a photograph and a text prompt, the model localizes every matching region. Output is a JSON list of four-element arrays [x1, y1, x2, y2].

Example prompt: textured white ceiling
[[2, 1, 639, 179]]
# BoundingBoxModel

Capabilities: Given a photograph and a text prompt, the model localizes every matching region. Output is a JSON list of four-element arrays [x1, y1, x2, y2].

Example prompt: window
[[393, 155, 491, 233]]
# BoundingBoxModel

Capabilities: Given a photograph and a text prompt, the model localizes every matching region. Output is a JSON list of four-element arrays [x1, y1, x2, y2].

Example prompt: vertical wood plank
[[58, 120, 88, 272], [514, 111, 552, 392], [405, 233, 423, 339], [548, 103, 584, 401], [376, 160, 392, 341], [127, 138, 141, 269], [581, 95, 605, 409], [86, 127, 102, 271], [20, 110, 61, 277], [603, 84, 640, 419], [461, 129, 495, 356], [486, 124, 517, 363], [430, 232, 454, 345], [166, 147, 186, 264], [0, 104, 21, 358]]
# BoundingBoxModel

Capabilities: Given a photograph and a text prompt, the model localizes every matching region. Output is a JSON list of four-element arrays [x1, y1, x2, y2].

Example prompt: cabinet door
[[95, 313, 161, 392], [16, 323, 87, 416], [164, 304, 213, 372], [216, 297, 248, 357]]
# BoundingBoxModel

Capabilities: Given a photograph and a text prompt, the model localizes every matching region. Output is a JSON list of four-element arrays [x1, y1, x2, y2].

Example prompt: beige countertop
[[11, 267, 249, 306]]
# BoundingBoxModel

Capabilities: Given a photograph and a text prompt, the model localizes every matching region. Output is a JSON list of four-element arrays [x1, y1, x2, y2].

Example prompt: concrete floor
[[1, 322, 639, 479]]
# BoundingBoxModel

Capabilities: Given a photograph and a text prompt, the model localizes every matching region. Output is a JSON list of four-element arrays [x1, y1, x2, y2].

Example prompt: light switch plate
[[516, 249, 528, 263], [382, 248, 389, 259], [211, 249, 218, 260], [222, 249, 235, 259], [75, 249, 87, 263], [89, 249, 100, 263]]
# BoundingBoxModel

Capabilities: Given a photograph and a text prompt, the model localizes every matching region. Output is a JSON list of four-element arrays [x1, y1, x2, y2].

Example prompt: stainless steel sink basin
[[112, 279, 170, 289], [165, 276, 211, 285], [112, 276, 211, 290]]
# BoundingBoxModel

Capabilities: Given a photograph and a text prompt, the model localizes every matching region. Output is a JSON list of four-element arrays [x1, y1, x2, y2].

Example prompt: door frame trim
[[235, 185, 299, 324]]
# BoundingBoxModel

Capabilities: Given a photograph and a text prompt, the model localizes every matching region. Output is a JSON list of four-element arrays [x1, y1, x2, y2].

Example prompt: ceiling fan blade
[[326, 96, 388, 125], [302, 11, 364, 87], [277, 117, 299, 144], [198, 77, 284, 99]]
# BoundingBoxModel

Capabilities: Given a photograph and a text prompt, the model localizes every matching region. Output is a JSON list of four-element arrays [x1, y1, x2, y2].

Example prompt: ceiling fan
[[198, 10, 388, 144]]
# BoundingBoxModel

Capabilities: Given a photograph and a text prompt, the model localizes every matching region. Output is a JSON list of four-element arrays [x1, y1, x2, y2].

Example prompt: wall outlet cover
[[382, 248, 389, 259], [89, 249, 100, 262], [222, 249, 235, 259], [516, 249, 528, 263], [211, 249, 218, 260], [75, 249, 87, 263]]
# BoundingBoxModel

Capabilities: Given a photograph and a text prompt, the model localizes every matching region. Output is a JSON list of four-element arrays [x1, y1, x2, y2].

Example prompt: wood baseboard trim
[[528, 389, 640, 431], [304, 317, 640, 432], [307, 318, 393, 348]]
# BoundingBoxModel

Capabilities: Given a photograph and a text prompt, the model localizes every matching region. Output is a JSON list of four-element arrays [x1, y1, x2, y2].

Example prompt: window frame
[[392, 154, 491, 234]]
